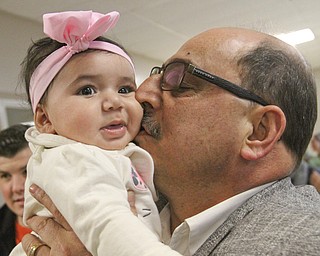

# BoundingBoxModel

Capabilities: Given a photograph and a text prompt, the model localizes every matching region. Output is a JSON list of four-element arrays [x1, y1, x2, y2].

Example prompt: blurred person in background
[[0, 124, 32, 256], [291, 133, 320, 192]]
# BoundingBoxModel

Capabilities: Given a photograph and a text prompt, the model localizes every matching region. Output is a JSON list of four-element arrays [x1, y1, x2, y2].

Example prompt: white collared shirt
[[160, 182, 275, 255]]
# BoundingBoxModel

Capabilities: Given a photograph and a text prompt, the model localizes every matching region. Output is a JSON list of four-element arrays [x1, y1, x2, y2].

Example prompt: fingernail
[[29, 184, 38, 194]]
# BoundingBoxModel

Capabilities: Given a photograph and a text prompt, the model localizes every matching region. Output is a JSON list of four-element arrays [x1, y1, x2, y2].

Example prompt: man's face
[[134, 30, 251, 198], [0, 147, 31, 217]]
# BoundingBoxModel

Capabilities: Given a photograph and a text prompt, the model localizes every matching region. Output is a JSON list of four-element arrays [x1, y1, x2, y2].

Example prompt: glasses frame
[[150, 61, 269, 106]]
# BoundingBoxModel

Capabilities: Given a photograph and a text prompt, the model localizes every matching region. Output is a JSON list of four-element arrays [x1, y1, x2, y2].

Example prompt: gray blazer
[[194, 177, 320, 255]]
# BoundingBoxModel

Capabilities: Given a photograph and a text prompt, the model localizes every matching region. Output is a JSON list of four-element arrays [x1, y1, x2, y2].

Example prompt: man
[[22, 27, 320, 255], [0, 124, 32, 256]]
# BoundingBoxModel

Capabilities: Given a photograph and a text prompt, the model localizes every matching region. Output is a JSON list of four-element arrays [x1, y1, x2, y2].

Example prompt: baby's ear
[[240, 105, 286, 160], [34, 104, 55, 134]]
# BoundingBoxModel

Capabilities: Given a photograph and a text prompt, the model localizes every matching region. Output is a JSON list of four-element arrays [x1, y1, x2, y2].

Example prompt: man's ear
[[241, 105, 286, 161], [34, 104, 55, 134]]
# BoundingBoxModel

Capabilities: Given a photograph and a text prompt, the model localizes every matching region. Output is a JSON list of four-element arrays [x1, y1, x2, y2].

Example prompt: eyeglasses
[[150, 61, 269, 106]]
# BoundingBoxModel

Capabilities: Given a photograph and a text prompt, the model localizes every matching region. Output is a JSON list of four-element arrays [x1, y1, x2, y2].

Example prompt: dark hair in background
[[0, 124, 31, 157], [20, 36, 130, 108], [237, 41, 317, 167]]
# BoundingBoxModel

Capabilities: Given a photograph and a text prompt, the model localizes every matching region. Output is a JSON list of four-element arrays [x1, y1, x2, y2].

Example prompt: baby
[[11, 10, 180, 256]]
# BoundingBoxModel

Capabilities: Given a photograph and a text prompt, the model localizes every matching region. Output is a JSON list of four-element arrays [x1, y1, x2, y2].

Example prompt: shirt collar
[[160, 182, 275, 255]]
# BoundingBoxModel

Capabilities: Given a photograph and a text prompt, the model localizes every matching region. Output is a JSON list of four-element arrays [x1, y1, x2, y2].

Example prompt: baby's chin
[[98, 138, 133, 151]]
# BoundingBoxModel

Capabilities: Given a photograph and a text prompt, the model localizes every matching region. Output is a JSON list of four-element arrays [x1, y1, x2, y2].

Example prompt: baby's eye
[[118, 86, 135, 94], [78, 86, 96, 96]]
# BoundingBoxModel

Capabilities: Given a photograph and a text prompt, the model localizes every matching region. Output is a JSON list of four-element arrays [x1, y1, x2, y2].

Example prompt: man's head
[[171, 28, 316, 164], [135, 27, 317, 216], [0, 124, 31, 220]]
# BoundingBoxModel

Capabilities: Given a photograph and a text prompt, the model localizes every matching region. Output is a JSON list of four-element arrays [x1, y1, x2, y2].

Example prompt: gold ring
[[28, 243, 46, 256]]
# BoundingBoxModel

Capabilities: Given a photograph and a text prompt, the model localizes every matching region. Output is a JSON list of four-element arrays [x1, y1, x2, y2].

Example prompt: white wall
[[0, 11, 43, 99]]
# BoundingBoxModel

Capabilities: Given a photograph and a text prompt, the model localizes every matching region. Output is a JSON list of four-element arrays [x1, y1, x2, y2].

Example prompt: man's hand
[[128, 189, 137, 216], [22, 184, 92, 256], [22, 185, 137, 255]]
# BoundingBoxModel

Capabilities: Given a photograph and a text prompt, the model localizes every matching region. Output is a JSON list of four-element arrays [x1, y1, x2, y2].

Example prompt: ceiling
[[0, 0, 320, 69]]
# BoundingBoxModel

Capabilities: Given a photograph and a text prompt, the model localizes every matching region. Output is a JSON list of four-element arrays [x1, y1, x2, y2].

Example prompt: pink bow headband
[[29, 10, 134, 113]]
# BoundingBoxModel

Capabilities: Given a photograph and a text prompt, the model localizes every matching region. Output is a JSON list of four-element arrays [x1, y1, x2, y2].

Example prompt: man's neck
[[17, 215, 24, 226]]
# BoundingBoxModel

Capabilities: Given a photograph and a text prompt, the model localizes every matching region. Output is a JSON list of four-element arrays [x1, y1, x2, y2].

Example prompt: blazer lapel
[[193, 203, 254, 255], [193, 178, 290, 255]]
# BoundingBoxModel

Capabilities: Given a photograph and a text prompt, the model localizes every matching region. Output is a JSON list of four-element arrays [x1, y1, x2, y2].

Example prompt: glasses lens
[[162, 62, 186, 90]]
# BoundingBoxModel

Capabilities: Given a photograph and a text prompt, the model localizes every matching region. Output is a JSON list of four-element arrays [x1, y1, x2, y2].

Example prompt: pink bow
[[44, 10, 119, 53], [29, 10, 134, 113]]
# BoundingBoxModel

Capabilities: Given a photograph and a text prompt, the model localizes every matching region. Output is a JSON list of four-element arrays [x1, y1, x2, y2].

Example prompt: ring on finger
[[28, 243, 47, 256]]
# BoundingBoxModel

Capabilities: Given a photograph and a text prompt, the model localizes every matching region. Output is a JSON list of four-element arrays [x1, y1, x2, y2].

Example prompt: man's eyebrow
[[20, 165, 27, 171]]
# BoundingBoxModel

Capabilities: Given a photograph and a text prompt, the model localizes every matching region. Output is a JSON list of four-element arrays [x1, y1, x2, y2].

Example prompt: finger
[[127, 190, 138, 216], [22, 233, 50, 255], [26, 215, 66, 246], [29, 184, 72, 230], [26, 215, 92, 256]]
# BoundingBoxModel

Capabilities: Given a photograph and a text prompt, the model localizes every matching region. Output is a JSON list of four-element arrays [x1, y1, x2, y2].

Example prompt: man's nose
[[136, 75, 162, 110], [11, 175, 25, 193]]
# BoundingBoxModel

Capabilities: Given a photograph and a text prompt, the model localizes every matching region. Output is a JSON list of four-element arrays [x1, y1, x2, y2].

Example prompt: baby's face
[[39, 51, 142, 150]]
